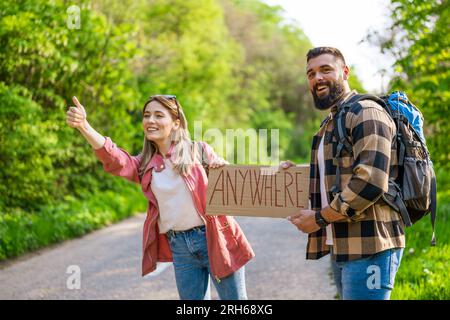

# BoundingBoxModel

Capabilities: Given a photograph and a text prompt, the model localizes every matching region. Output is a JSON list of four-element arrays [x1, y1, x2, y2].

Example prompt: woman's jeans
[[166, 225, 247, 300], [331, 248, 404, 300]]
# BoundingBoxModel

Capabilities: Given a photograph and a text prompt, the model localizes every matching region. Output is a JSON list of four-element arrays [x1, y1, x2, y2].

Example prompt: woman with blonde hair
[[66, 95, 254, 300]]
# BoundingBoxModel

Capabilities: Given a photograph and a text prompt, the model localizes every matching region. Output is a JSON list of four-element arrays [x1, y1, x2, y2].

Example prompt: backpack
[[332, 91, 437, 246]]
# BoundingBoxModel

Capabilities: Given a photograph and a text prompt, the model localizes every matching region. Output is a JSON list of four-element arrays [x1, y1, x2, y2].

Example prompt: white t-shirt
[[151, 157, 205, 234], [317, 137, 334, 246]]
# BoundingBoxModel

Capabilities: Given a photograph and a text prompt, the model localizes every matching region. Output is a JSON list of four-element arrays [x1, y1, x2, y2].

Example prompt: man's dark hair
[[306, 47, 346, 65]]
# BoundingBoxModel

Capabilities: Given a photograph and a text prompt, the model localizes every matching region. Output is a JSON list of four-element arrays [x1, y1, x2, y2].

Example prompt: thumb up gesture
[[66, 96, 87, 130]]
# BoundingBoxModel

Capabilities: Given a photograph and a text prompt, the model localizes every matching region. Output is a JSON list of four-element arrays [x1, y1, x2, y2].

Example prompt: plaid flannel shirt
[[306, 91, 406, 262]]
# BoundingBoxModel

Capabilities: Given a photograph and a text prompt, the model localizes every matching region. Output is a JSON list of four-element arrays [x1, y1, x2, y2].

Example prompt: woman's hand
[[66, 96, 88, 130], [65, 96, 105, 149], [279, 160, 296, 171], [209, 157, 229, 169]]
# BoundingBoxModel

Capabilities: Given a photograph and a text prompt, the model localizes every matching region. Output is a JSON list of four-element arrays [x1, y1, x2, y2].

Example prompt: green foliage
[[0, 0, 141, 209], [0, 83, 57, 210], [370, 1, 450, 299], [136, 0, 243, 128], [0, 180, 146, 261], [221, 0, 313, 160]]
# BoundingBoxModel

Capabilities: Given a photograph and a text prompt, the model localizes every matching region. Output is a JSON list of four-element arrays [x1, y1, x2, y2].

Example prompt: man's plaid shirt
[[307, 91, 406, 262]]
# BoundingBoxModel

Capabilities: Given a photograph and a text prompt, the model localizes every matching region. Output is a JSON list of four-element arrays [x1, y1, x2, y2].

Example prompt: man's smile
[[315, 84, 329, 96]]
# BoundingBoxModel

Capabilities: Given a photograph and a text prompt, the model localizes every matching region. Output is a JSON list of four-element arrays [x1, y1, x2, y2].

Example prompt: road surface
[[0, 214, 336, 300]]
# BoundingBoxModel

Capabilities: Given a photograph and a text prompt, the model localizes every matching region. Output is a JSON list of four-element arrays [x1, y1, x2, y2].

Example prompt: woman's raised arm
[[66, 96, 140, 184]]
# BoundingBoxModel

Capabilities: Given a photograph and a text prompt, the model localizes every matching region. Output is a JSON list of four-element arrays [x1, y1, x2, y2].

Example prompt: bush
[[0, 180, 146, 261], [0, 83, 60, 211]]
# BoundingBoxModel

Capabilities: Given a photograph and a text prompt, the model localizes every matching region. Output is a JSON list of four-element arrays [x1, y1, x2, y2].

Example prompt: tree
[[0, 0, 140, 209], [368, 0, 449, 172]]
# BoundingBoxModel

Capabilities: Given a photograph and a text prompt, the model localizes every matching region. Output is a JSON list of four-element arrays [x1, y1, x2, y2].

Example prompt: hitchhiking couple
[[66, 47, 405, 300]]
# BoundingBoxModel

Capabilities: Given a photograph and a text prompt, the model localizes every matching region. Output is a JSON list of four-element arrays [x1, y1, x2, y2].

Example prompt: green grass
[[391, 188, 450, 300], [0, 180, 146, 261]]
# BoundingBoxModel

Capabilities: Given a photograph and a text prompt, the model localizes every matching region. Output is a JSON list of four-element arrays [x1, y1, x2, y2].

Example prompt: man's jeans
[[167, 225, 247, 300], [331, 248, 404, 300]]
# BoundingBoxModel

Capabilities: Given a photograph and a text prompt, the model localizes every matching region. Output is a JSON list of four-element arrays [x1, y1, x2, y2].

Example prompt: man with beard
[[282, 47, 405, 300]]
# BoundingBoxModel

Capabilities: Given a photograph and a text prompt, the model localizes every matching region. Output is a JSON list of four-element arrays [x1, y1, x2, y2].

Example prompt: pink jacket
[[94, 137, 255, 279]]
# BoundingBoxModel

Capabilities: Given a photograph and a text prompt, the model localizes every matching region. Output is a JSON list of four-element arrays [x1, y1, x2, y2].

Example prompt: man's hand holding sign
[[280, 161, 347, 233]]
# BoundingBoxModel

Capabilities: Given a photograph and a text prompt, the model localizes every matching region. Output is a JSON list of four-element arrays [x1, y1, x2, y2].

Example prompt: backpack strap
[[331, 105, 351, 196], [381, 179, 413, 227], [331, 97, 353, 196], [430, 168, 437, 246]]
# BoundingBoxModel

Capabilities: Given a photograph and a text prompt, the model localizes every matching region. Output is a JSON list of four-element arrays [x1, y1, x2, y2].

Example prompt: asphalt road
[[0, 214, 336, 300]]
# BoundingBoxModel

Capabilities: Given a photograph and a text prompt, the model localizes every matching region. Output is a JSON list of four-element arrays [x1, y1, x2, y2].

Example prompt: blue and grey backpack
[[332, 91, 437, 245]]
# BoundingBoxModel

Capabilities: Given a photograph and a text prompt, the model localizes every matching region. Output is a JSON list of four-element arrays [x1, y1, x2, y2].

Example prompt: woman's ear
[[170, 119, 182, 143], [173, 118, 181, 131]]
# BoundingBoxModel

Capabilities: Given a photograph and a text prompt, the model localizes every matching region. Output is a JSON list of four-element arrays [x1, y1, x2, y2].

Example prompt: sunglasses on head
[[150, 94, 180, 119], [150, 94, 176, 100]]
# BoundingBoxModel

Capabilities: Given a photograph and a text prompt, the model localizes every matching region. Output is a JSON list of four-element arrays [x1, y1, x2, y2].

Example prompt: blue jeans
[[331, 248, 404, 300], [166, 225, 247, 300]]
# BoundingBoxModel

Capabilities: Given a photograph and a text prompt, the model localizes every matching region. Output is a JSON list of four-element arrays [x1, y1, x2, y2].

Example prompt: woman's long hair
[[138, 96, 199, 178]]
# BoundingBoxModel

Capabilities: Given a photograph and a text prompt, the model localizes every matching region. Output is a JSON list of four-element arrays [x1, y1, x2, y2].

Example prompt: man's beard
[[311, 79, 345, 110]]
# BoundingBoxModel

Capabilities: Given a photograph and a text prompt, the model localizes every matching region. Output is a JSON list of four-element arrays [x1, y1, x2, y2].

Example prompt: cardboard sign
[[206, 165, 310, 218]]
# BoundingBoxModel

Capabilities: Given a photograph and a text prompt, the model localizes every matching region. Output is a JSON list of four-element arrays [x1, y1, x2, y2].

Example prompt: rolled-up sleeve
[[94, 137, 141, 184], [330, 102, 395, 220]]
